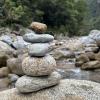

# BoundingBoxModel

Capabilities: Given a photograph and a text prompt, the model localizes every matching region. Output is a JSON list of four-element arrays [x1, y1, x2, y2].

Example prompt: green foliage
[[85, 0, 100, 33], [0, 0, 87, 36]]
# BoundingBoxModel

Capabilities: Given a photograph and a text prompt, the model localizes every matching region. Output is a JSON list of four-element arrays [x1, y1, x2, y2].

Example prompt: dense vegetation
[[0, 0, 100, 36], [86, 0, 100, 31]]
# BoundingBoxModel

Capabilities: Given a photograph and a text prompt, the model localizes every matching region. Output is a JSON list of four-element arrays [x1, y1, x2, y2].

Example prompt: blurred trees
[[0, 0, 87, 36]]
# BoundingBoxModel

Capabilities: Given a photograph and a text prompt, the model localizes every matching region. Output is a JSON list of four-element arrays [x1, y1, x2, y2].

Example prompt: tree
[[0, 0, 87, 36]]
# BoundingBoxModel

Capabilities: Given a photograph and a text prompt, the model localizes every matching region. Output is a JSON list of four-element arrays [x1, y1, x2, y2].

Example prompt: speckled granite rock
[[22, 55, 56, 76], [0, 79, 100, 100]]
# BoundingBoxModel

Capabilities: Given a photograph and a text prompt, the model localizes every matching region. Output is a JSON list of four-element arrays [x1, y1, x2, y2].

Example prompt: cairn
[[15, 22, 61, 93]]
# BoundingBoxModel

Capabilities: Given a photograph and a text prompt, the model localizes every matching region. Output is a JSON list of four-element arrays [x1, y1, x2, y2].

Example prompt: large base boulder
[[0, 79, 100, 100], [15, 72, 61, 93]]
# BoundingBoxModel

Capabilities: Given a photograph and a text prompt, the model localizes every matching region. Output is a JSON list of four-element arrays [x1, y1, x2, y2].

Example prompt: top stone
[[30, 22, 47, 33]]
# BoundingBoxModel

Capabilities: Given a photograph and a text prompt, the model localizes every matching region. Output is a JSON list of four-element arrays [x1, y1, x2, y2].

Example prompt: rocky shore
[[0, 22, 100, 100]]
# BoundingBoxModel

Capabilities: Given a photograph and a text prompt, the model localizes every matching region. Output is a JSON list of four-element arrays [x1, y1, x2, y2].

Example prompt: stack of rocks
[[15, 22, 61, 93]]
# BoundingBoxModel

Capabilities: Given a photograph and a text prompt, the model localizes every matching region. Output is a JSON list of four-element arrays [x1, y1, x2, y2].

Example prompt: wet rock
[[81, 61, 100, 69], [0, 67, 10, 78], [15, 72, 61, 93], [85, 47, 99, 53], [76, 54, 89, 67], [50, 48, 75, 60], [0, 79, 100, 100], [22, 55, 56, 76], [85, 52, 95, 60], [23, 33, 54, 43], [30, 22, 47, 33], [28, 43, 51, 57]]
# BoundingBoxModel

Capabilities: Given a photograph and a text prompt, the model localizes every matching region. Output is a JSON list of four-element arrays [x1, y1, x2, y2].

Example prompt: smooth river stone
[[28, 43, 52, 57], [0, 35, 13, 46], [15, 71, 61, 93], [12, 36, 31, 49], [22, 55, 56, 76], [23, 33, 54, 43], [30, 22, 47, 33]]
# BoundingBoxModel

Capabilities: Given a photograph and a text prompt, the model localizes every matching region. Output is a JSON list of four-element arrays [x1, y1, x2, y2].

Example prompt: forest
[[0, 0, 100, 36]]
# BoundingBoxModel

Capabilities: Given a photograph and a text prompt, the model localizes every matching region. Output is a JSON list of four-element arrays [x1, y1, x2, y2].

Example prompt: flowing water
[[56, 60, 100, 83]]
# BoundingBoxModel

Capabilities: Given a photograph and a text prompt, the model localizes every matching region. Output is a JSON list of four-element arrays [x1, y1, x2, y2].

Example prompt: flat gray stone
[[12, 36, 31, 49], [15, 71, 61, 93], [28, 43, 52, 57], [23, 33, 54, 43], [0, 35, 13, 46]]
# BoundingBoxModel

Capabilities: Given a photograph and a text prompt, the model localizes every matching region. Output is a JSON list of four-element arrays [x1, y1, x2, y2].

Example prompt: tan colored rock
[[95, 52, 100, 61], [50, 48, 75, 60], [0, 77, 11, 89], [22, 55, 56, 76], [30, 22, 47, 33], [0, 79, 100, 100], [0, 41, 14, 53], [0, 67, 10, 78], [0, 51, 8, 67], [85, 52, 95, 60], [81, 61, 100, 69], [76, 54, 89, 67], [7, 57, 24, 75]]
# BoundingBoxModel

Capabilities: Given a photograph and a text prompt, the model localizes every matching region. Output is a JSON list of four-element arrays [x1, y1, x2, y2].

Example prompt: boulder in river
[[81, 61, 100, 69]]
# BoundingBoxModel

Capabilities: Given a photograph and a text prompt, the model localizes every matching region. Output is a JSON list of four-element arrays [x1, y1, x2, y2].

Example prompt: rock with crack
[[15, 71, 61, 93]]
